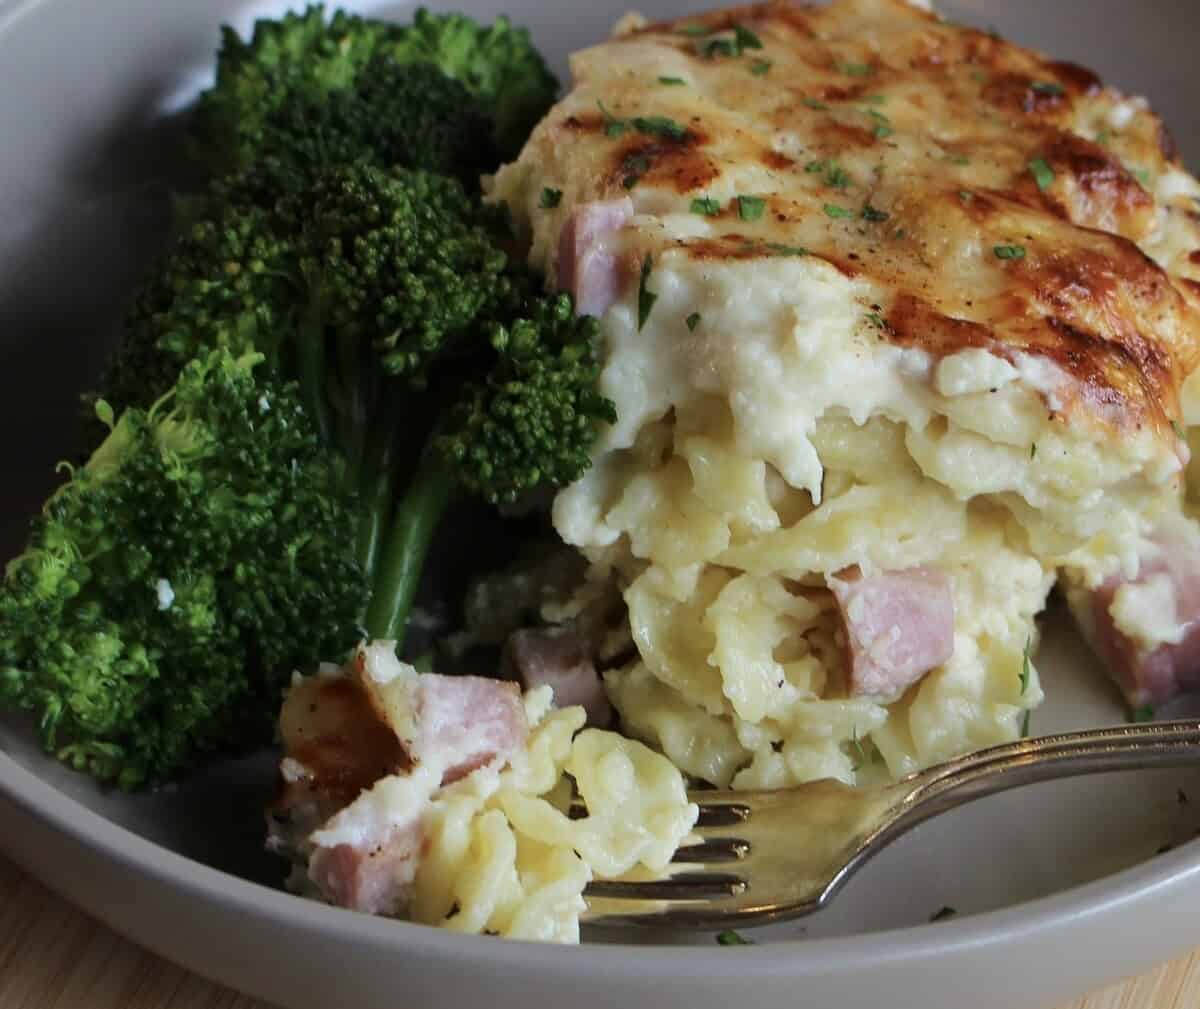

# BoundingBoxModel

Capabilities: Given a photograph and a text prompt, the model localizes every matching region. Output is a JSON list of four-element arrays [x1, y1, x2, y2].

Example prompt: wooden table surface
[[2, 852, 1198, 1009]]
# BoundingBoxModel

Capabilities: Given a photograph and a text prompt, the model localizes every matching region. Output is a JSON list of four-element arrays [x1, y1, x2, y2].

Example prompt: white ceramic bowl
[[3, 1, 1200, 1006]]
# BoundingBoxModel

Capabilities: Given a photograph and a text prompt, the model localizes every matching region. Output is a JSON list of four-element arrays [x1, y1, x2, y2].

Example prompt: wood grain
[[1, 852, 1197, 1009]]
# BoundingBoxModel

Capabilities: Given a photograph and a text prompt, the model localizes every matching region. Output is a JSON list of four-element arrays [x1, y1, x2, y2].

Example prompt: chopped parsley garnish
[[1132, 166, 1152, 187], [1030, 442, 1037, 459], [930, 907, 957, 923], [621, 153, 651, 189], [702, 37, 737, 58], [861, 204, 889, 222], [865, 311, 885, 329], [959, 190, 974, 203], [716, 930, 754, 946], [1028, 158, 1055, 192], [838, 62, 874, 77], [993, 244, 1026, 260], [805, 160, 851, 190], [824, 203, 854, 219], [849, 727, 870, 771], [1030, 80, 1064, 96], [1020, 638, 1032, 694], [690, 196, 722, 216], [1096, 127, 1113, 146], [678, 23, 714, 36], [766, 243, 808, 256], [734, 24, 764, 51], [946, 153, 971, 166], [539, 187, 562, 209], [686, 312, 702, 331], [802, 96, 829, 110], [659, 76, 686, 86], [750, 60, 773, 76], [1172, 419, 1187, 440], [864, 94, 887, 105], [866, 108, 893, 138], [637, 255, 658, 331], [1132, 705, 1155, 723], [598, 100, 627, 137], [631, 115, 689, 141], [737, 195, 767, 221]]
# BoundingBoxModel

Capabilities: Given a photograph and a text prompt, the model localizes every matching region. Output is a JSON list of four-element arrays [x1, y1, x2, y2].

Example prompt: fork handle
[[899, 719, 1200, 819]]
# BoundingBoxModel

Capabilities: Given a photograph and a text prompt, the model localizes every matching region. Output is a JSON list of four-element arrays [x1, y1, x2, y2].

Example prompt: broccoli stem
[[362, 442, 456, 647], [296, 289, 333, 446], [354, 399, 404, 578]]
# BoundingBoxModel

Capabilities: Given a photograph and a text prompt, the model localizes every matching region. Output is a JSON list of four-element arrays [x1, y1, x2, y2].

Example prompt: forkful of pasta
[[580, 720, 1200, 927]]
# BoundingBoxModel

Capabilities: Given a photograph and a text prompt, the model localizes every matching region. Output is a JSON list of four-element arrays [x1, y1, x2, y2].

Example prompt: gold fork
[[581, 720, 1200, 927]]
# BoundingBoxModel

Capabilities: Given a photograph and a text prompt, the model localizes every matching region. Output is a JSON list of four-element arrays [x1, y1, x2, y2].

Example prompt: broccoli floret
[[192, 6, 557, 181], [0, 351, 367, 788]]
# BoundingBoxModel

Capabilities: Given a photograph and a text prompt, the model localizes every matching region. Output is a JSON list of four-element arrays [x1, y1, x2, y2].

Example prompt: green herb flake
[[823, 203, 854, 220], [716, 930, 754, 946], [849, 727, 870, 771], [1030, 80, 1065, 96], [930, 907, 958, 923], [598, 101, 627, 138], [637, 255, 658, 331], [865, 311, 885, 329], [702, 37, 737, 58], [947, 153, 970, 166], [864, 94, 887, 105], [1020, 638, 1032, 694], [678, 23, 713, 36], [993, 244, 1026, 261], [764, 242, 809, 256], [733, 24, 764, 50], [959, 190, 974, 203], [750, 60, 773, 76], [802, 96, 829, 110], [1028, 157, 1055, 192], [737, 195, 767, 221], [1172, 419, 1187, 440], [838, 62, 874, 77], [1132, 705, 1155, 723], [621, 153, 651, 190], [1030, 442, 1037, 459], [861, 204, 889, 222], [690, 196, 722, 216], [1132, 166, 1152, 188], [632, 115, 689, 142], [539, 187, 563, 209], [1096, 127, 1113, 146], [659, 76, 687, 86], [686, 312, 702, 331]]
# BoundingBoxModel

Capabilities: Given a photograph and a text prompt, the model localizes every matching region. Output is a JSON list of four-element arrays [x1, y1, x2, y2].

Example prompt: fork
[[580, 720, 1200, 928]]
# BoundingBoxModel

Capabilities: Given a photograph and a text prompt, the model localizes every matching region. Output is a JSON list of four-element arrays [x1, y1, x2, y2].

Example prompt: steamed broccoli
[[0, 351, 366, 788], [100, 160, 614, 655], [192, 4, 557, 179], [2, 9, 608, 788]]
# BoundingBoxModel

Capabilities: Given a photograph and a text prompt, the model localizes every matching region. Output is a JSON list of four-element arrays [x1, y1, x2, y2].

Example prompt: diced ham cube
[[1083, 520, 1200, 708], [412, 673, 529, 782], [557, 197, 634, 317], [504, 627, 612, 726], [828, 567, 956, 698], [307, 819, 424, 916]]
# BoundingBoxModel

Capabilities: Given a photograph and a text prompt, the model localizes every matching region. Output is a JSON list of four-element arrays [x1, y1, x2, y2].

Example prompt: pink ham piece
[[408, 673, 528, 783], [504, 627, 612, 726], [557, 197, 634, 318], [308, 820, 423, 916], [828, 567, 956, 698], [1085, 523, 1200, 708]]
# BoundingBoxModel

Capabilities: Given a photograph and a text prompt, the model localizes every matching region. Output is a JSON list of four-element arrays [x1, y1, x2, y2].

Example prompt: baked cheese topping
[[489, 0, 1200, 789]]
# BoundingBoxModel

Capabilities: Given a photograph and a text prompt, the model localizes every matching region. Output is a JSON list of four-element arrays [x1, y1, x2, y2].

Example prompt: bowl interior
[[3, 0, 1200, 945]]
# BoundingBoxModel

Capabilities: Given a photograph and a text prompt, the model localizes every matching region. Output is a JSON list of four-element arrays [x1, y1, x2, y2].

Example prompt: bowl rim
[[4, 0, 1200, 980], [5, 745, 1200, 970]]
